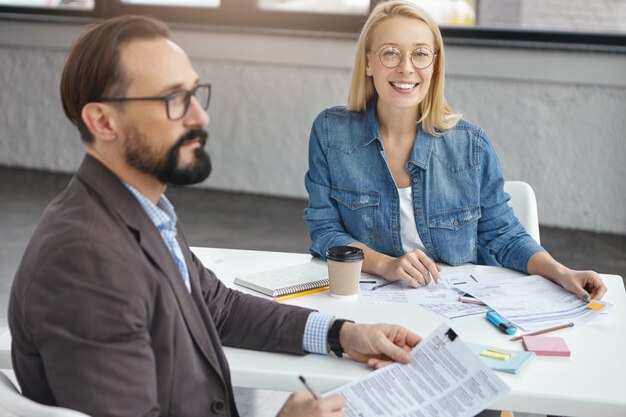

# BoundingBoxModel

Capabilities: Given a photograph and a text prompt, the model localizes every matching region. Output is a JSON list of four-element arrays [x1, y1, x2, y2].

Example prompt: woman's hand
[[554, 269, 607, 300], [348, 243, 441, 288], [378, 249, 441, 287], [528, 252, 607, 300]]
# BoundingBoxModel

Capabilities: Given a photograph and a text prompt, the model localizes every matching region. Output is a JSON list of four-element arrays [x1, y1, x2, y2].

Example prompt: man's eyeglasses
[[375, 47, 437, 70], [99, 83, 211, 121]]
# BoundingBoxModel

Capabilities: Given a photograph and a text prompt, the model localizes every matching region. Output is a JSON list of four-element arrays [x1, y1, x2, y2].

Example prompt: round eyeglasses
[[99, 83, 211, 121], [375, 47, 436, 70]]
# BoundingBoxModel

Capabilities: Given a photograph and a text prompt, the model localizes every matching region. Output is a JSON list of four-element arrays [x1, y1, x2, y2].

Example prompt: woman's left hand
[[555, 269, 607, 301], [528, 252, 607, 301]]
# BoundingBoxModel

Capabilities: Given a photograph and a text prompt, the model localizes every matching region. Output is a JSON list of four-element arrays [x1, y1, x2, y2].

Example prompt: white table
[[1, 247, 624, 416], [192, 247, 626, 417]]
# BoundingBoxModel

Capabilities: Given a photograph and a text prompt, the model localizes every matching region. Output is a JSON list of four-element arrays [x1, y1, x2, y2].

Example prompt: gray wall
[[1, 20, 625, 234]]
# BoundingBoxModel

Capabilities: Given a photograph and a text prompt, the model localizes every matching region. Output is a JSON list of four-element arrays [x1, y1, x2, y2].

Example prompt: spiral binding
[[274, 279, 330, 297]]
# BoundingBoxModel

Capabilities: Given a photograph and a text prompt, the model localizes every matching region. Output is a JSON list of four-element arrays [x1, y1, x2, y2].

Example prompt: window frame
[[0, 0, 624, 53]]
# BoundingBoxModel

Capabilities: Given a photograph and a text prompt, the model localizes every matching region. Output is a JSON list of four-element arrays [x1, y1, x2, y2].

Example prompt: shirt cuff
[[302, 312, 334, 354]]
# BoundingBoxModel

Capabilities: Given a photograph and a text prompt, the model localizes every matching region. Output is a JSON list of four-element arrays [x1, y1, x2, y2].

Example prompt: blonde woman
[[304, 0, 605, 301]]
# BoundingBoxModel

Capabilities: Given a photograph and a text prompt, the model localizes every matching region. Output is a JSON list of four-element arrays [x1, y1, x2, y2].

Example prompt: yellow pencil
[[275, 286, 330, 302]]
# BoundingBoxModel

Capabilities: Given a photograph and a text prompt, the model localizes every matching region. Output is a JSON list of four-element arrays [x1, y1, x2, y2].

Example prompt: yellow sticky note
[[480, 349, 511, 361], [587, 301, 605, 311]]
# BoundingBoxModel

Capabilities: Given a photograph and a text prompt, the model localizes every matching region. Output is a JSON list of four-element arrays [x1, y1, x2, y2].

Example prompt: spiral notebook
[[234, 261, 329, 298]]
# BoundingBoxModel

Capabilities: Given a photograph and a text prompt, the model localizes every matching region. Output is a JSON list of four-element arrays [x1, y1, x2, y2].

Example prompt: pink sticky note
[[522, 336, 571, 357]]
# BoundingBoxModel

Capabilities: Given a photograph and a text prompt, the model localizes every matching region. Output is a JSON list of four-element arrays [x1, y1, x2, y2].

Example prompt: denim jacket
[[304, 103, 545, 273]]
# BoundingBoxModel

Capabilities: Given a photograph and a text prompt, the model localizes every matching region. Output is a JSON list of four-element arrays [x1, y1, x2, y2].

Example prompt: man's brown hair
[[60, 15, 169, 143]]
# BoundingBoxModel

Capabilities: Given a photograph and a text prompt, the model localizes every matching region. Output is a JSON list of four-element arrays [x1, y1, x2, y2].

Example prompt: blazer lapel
[[178, 233, 234, 383], [76, 154, 224, 378], [138, 227, 224, 373]]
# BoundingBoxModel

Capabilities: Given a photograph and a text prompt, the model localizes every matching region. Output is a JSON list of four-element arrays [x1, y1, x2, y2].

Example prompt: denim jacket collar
[[410, 125, 434, 170], [362, 101, 381, 148], [364, 100, 434, 170]]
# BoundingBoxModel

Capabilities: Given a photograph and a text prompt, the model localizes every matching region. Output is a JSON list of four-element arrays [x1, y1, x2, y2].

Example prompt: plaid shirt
[[125, 183, 191, 293]]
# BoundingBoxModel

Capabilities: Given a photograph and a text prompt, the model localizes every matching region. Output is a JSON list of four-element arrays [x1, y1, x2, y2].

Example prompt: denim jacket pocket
[[331, 186, 380, 245], [429, 205, 481, 266]]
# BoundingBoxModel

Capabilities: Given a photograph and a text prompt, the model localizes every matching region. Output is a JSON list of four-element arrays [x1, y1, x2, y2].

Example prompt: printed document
[[457, 274, 611, 331], [324, 324, 509, 417], [358, 273, 488, 318], [423, 302, 490, 319], [359, 274, 463, 305]]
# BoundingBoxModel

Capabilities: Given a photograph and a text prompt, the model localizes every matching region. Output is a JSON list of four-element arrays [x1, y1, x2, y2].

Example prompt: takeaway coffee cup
[[325, 246, 364, 297]]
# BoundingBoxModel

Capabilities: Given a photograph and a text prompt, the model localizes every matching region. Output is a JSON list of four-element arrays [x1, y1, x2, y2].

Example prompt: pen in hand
[[371, 280, 400, 291], [298, 375, 320, 399]]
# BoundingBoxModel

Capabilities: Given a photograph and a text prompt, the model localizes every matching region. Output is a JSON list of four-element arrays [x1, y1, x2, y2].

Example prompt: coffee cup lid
[[325, 246, 364, 262]]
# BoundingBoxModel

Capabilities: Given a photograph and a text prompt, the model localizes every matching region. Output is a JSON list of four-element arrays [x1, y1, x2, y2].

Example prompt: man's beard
[[124, 128, 212, 186]]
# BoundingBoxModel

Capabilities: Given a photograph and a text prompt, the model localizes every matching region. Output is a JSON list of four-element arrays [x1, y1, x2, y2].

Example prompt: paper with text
[[358, 273, 488, 318], [324, 324, 509, 417], [423, 302, 490, 319], [359, 274, 463, 305], [458, 274, 612, 331]]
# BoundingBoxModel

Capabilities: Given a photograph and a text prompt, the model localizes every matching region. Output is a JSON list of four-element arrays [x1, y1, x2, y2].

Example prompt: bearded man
[[8, 15, 421, 417]]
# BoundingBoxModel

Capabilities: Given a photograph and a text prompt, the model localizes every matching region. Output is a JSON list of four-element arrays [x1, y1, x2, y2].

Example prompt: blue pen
[[486, 311, 517, 335]]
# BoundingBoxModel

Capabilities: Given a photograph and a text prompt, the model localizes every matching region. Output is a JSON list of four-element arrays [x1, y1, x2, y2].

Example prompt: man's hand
[[339, 322, 421, 369], [277, 391, 345, 417]]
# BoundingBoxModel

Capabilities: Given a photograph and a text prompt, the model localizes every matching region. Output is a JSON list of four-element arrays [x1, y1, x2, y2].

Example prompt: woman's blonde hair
[[347, 0, 460, 135]]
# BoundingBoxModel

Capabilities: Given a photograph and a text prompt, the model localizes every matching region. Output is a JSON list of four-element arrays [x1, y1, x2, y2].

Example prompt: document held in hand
[[324, 324, 510, 417]]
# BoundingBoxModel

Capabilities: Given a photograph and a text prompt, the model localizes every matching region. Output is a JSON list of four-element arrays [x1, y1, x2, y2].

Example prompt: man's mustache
[[178, 129, 208, 148]]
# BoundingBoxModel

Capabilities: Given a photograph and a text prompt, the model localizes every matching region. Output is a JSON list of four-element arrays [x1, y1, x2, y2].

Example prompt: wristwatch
[[328, 319, 354, 358]]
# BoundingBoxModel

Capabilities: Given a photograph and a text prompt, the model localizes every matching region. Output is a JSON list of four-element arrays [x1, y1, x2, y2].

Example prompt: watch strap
[[328, 319, 354, 358]]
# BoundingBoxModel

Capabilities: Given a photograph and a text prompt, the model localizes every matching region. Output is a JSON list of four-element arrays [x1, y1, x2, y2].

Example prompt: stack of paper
[[455, 274, 612, 331]]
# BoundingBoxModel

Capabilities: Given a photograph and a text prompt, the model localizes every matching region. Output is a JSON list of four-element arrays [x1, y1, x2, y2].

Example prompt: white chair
[[503, 181, 540, 244], [0, 371, 91, 417]]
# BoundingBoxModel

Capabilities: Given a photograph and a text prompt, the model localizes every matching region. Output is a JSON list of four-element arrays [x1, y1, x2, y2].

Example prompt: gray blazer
[[9, 154, 314, 417]]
